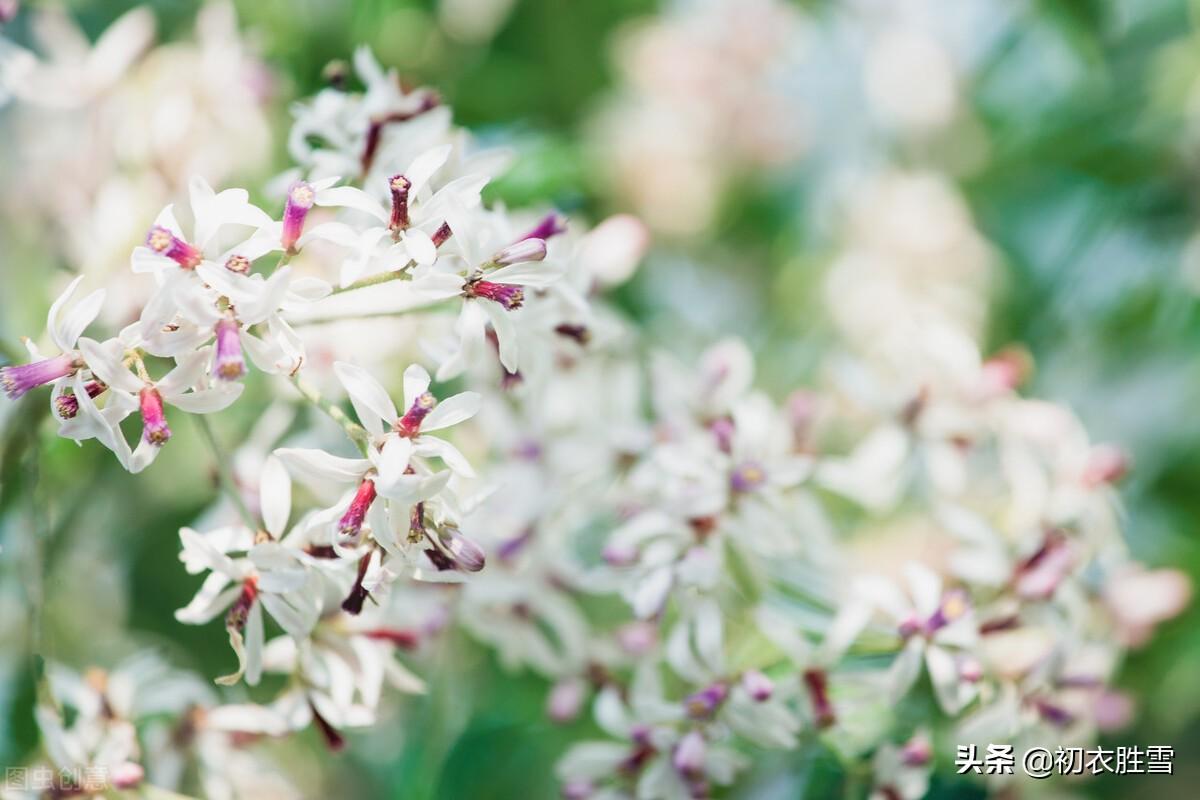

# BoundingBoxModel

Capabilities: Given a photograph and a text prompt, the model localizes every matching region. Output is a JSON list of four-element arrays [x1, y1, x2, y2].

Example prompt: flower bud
[[1082, 444, 1129, 487], [803, 669, 835, 728], [684, 682, 728, 719], [338, 478, 377, 540], [561, 780, 594, 800], [900, 733, 932, 766], [432, 221, 453, 247], [616, 621, 657, 656], [547, 678, 586, 723], [709, 417, 734, 454], [741, 669, 774, 702], [214, 316, 246, 380], [281, 181, 315, 252], [342, 551, 373, 614], [467, 280, 524, 310], [442, 527, 486, 572], [491, 238, 547, 267], [55, 380, 105, 419], [602, 543, 638, 567], [959, 656, 984, 683], [388, 174, 411, 233], [672, 730, 707, 779], [146, 225, 202, 269], [2, 353, 79, 400], [225, 578, 258, 632], [139, 386, 171, 446], [395, 391, 436, 437], [520, 213, 567, 242], [110, 762, 145, 790]]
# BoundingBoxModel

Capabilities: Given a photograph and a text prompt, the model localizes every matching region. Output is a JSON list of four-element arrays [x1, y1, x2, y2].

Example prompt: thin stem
[[331, 259, 417, 295], [291, 300, 457, 327], [195, 415, 259, 530], [289, 372, 371, 454]]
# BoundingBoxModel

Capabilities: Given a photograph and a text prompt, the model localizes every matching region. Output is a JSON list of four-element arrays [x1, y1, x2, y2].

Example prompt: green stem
[[289, 373, 371, 454], [195, 415, 259, 530], [331, 259, 417, 294], [291, 300, 456, 327]]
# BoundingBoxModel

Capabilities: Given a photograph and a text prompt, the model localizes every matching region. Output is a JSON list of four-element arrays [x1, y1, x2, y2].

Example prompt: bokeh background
[[2, 0, 1199, 797]]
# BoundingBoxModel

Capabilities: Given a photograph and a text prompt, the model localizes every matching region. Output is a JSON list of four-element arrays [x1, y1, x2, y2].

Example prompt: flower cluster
[[1, 36, 1188, 800]]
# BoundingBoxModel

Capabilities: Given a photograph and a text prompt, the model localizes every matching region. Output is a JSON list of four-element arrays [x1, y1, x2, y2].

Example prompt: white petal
[[481, 300, 518, 372], [169, 384, 244, 414], [156, 346, 212, 396], [402, 229, 437, 265], [413, 435, 474, 477], [260, 455, 291, 538], [314, 186, 389, 223], [47, 277, 97, 351], [175, 573, 239, 625], [485, 261, 565, 287], [180, 528, 243, 579], [888, 638, 925, 703], [244, 601, 265, 685], [401, 363, 432, 410], [405, 144, 453, 195], [372, 436, 414, 492], [77, 337, 142, 393], [274, 447, 368, 486], [421, 391, 480, 432], [334, 361, 397, 435], [299, 220, 361, 249]]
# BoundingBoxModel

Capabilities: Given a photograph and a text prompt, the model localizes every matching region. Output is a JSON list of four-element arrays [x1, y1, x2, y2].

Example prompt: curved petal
[[422, 391, 480, 432], [405, 144, 453, 196], [371, 436, 414, 493], [56, 287, 105, 350], [169, 384, 244, 414], [334, 361, 397, 435], [274, 447, 368, 486], [314, 186, 388, 223], [260, 455, 292, 538], [413, 435, 474, 477], [401, 363, 431, 410], [76, 337, 142, 393]]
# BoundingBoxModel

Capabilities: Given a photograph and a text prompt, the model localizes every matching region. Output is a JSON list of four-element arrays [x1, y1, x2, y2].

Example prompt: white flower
[[75, 337, 243, 471], [857, 562, 980, 714], [175, 521, 320, 686]]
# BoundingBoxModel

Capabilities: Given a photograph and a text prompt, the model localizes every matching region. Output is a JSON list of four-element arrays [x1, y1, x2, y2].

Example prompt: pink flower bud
[[139, 386, 171, 446], [147, 226, 202, 269], [281, 181, 315, 252], [467, 280, 525, 310], [110, 762, 145, 790], [673, 730, 707, 778], [388, 173, 411, 232], [442, 527, 486, 572], [395, 391, 436, 437], [54, 380, 105, 419], [492, 238, 547, 267], [338, 478, 377, 540], [547, 678, 586, 723], [519, 213, 567, 242], [741, 670, 774, 702], [2, 353, 79, 399], [214, 316, 245, 380]]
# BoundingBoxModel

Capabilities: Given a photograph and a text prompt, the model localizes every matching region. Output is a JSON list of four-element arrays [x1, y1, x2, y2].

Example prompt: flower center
[[395, 391, 436, 437], [466, 280, 524, 310]]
